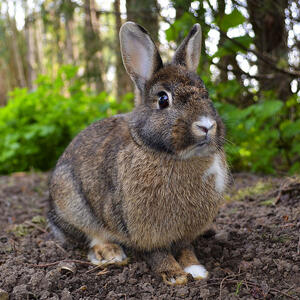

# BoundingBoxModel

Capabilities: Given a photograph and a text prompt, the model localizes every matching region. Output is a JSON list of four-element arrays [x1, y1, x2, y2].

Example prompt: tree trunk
[[126, 0, 159, 45], [5, 3, 26, 88], [84, 0, 105, 93], [34, 7, 45, 74], [0, 68, 8, 106], [63, 0, 75, 65], [24, 0, 37, 90], [114, 0, 132, 102], [171, 0, 193, 43], [247, 0, 291, 100], [216, 0, 228, 83]]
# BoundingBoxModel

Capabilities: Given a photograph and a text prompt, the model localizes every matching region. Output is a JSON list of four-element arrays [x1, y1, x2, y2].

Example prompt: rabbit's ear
[[120, 22, 163, 91], [172, 24, 202, 73]]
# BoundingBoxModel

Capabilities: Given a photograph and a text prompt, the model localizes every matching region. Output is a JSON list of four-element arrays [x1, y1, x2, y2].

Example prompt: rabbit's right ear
[[120, 22, 163, 95]]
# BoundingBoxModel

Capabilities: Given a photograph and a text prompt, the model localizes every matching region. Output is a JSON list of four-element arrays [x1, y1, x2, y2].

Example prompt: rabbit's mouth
[[196, 141, 208, 147], [196, 137, 211, 147]]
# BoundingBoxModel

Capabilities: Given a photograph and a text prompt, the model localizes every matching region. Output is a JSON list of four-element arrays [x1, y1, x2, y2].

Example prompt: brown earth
[[0, 172, 299, 300]]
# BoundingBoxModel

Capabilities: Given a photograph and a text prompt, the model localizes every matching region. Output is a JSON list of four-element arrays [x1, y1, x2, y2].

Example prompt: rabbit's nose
[[192, 117, 216, 137]]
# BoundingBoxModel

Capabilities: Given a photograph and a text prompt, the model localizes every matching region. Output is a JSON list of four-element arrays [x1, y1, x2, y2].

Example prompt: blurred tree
[[247, 0, 292, 101], [84, 0, 105, 93], [126, 0, 160, 44], [114, 0, 132, 101], [61, 0, 76, 65], [33, 2, 45, 75], [23, 0, 37, 90], [5, 1, 26, 89], [171, 0, 192, 43]]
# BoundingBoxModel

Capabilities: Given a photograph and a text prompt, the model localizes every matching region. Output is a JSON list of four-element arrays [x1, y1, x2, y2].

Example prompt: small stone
[[29, 271, 44, 287], [141, 283, 154, 293], [200, 288, 210, 298], [189, 288, 198, 297], [239, 260, 251, 271], [117, 272, 127, 284], [243, 252, 254, 261], [106, 291, 118, 299], [61, 288, 72, 300], [292, 265, 299, 272], [176, 287, 189, 298], [215, 231, 230, 243], [5, 274, 17, 286], [128, 278, 138, 285], [253, 258, 262, 267], [39, 291, 50, 300], [284, 262, 292, 272], [0, 289, 9, 300], [12, 284, 28, 298]]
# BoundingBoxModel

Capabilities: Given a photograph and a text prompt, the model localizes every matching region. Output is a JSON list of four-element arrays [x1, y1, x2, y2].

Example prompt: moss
[[9, 224, 30, 237], [226, 180, 274, 202], [260, 197, 277, 206], [31, 215, 46, 225]]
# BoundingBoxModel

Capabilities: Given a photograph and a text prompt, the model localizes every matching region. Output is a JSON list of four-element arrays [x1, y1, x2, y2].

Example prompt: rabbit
[[48, 21, 229, 285]]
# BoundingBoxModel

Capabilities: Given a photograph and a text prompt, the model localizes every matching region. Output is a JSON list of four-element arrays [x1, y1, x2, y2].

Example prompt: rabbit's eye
[[158, 91, 169, 109]]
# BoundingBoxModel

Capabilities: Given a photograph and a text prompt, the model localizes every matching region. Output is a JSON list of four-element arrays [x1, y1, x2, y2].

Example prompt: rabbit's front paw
[[161, 271, 188, 285], [88, 242, 128, 266]]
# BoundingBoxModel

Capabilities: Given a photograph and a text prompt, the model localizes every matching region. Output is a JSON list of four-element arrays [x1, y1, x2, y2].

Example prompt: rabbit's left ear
[[172, 24, 202, 73]]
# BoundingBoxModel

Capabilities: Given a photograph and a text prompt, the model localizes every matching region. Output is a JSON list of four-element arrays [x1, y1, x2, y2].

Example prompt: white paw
[[170, 278, 176, 284], [87, 249, 127, 265], [87, 251, 107, 265], [110, 251, 127, 263], [184, 264, 208, 279]]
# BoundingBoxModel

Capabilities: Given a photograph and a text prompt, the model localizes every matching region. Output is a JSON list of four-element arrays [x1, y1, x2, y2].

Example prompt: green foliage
[[165, 12, 198, 42], [0, 66, 133, 174], [215, 9, 246, 32], [213, 35, 253, 58], [213, 93, 300, 174]]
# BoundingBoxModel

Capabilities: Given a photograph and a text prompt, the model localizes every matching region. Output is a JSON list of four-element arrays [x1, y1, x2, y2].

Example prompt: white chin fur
[[184, 264, 208, 279]]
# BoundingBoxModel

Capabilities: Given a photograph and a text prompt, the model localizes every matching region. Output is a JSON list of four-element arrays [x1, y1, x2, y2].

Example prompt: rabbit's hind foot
[[177, 247, 208, 280], [88, 240, 128, 267], [161, 271, 188, 285]]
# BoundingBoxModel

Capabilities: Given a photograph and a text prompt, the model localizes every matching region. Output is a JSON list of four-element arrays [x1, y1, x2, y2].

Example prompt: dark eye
[[157, 91, 169, 109]]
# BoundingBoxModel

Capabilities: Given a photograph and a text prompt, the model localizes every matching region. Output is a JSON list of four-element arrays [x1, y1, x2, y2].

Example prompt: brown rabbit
[[48, 22, 229, 285]]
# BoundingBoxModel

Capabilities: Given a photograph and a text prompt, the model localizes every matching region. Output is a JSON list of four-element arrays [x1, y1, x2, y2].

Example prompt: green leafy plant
[[0, 66, 133, 174], [214, 93, 300, 174]]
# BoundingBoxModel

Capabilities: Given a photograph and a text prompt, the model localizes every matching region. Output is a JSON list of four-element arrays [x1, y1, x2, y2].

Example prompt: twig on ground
[[24, 221, 47, 233], [85, 258, 114, 274], [218, 278, 298, 300], [28, 259, 94, 268], [97, 268, 109, 276], [219, 273, 241, 299], [53, 242, 68, 255]]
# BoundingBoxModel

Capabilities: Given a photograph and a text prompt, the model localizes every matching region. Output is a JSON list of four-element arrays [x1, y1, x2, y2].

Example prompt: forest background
[[0, 0, 299, 175]]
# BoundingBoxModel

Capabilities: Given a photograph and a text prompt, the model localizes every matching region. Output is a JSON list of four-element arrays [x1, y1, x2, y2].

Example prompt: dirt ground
[[0, 172, 299, 300]]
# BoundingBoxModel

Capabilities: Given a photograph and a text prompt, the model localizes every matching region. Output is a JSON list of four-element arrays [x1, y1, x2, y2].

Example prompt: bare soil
[[0, 172, 299, 300]]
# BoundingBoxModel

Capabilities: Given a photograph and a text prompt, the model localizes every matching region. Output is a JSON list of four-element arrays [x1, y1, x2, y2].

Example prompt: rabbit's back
[[49, 114, 133, 244]]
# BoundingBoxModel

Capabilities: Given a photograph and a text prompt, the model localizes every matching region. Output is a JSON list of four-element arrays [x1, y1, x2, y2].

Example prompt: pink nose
[[196, 125, 209, 134], [192, 117, 216, 137]]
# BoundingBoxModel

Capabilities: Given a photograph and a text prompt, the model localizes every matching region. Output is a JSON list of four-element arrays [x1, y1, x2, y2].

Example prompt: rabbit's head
[[120, 22, 225, 158]]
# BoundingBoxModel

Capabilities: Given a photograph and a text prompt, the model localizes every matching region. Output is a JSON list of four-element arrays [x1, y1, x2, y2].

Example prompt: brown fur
[[48, 22, 229, 285]]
